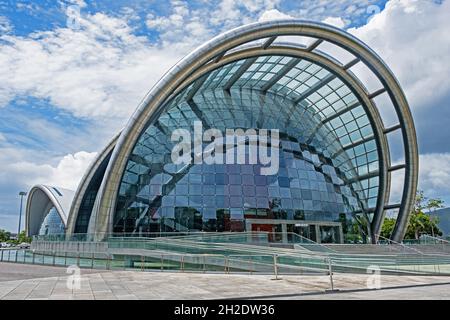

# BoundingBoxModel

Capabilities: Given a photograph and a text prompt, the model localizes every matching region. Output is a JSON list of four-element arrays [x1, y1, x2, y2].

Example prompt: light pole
[[18, 191, 27, 238]]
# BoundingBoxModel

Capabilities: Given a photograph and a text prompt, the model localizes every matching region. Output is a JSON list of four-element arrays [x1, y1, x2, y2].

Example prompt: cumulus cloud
[[0, 12, 182, 119], [36, 151, 98, 190], [390, 152, 450, 205], [0, 146, 97, 230], [146, 0, 282, 50], [417, 153, 450, 202], [347, 0, 450, 198], [0, 16, 12, 34], [0, 1, 286, 121], [322, 16, 348, 28], [258, 9, 293, 21], [67, 0, 87, 8], [282, 0, 373, 26], [0, 0, 382, 123], [2, 150, 97, 191], [348, 0, 450, 111]]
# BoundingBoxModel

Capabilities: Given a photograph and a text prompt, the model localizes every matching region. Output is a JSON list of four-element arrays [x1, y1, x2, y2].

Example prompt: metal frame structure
[[25, 20, 418, 244], [86, 20, 417, 243]]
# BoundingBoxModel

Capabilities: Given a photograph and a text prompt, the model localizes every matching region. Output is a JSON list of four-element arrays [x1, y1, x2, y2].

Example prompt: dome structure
[[26, 20, 418, 244]]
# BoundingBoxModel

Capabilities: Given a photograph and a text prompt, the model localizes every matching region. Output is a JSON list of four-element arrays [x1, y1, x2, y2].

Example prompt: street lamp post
[[18, 191, 27, 238]]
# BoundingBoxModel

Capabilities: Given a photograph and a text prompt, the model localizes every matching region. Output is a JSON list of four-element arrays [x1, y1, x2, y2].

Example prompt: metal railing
[[24, 230, 450, 282], [3, 246, 450, 296], [376, 234, 425, 255], [403, 235, 450, 245], [31, 231, 450, 262], [32, 231, 319, 243], [2, 247, 450, 277]]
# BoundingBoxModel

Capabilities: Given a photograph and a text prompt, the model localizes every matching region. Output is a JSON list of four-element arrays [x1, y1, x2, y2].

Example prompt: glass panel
[[38, 207, 65, 236], [112, 55, 379, 243]]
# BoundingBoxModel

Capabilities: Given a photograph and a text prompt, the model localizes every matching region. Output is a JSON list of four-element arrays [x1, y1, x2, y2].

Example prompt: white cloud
[[42, 151, 98, 190], [1, 1, 284, 122], [0, 16, 12, 34], [348, 0, 450, 111], [67, 0, 87, 8], [417, 153, 450, 202], [258, 9, 293, 21], [0, 1, 380, 123], [389, 152, 450, 205], [0, 12, 182, 119], [282, 0, 373, 26], [346, 0, 450, 204], [0, 146, 96, 231], [322, 16, 348, 29], [240, 0, 279, 13], [146, 0, 282, 50], [4, 150, 97, 191]]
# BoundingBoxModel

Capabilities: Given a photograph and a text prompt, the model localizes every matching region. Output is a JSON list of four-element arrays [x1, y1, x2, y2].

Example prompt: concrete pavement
[[0, 262, 449, 300]]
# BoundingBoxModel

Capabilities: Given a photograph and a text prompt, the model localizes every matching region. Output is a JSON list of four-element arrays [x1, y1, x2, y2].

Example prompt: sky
[[0, 0, 449, 232]]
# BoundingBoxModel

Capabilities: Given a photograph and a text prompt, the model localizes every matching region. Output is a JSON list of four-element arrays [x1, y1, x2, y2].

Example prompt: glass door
[[319, 226, 340, 243]]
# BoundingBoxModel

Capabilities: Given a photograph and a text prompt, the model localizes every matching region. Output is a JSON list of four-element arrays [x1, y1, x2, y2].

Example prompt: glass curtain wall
[[113, 56, 380, 243]]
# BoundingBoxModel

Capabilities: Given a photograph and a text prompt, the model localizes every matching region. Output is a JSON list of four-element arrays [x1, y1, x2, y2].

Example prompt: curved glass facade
[[38, 206, 65, 236], [74, 152, 112, 233], [113, 56, 381, 242], [24, 22, 419, 243]]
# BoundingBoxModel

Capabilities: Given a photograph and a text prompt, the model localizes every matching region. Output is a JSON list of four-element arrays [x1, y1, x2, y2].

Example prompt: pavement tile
[[1, 262, 450, 300]]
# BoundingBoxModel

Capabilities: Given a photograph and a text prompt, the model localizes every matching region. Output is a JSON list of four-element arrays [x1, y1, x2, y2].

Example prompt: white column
[[282, 223, 288, 243]]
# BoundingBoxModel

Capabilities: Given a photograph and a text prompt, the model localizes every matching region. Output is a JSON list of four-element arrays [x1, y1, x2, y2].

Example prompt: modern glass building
[[26, 185, 74, 237], [25, 20, 418, 244]]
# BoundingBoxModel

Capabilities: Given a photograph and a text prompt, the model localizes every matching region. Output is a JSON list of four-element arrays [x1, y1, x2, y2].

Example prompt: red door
[[251, 224, 275, 242]]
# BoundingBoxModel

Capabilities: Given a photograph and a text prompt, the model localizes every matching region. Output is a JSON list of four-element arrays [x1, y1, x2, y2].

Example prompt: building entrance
[[246, 219, 343, 244]]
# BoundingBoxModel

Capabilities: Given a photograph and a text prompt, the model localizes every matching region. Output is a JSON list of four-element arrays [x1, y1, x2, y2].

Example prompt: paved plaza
[[0, 262, 449, 300]]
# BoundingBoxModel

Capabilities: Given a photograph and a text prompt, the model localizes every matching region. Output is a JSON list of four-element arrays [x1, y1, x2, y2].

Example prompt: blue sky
[[0, 0, 449, 232]]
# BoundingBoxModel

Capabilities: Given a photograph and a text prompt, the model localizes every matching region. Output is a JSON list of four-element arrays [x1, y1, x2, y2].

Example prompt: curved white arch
[[25, 185, 75, 236]]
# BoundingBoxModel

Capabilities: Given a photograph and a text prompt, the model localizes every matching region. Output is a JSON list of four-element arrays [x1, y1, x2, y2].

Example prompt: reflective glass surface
[[74, 152, 112, 233], [114, 56, 380, 242], [38, 207, 65, 235]]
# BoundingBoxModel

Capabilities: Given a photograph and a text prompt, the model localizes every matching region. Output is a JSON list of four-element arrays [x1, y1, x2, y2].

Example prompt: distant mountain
[[428, 207, 450, 237]]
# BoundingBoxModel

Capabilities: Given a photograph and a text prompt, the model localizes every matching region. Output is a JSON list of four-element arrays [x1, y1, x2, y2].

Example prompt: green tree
[[405, 210, 442, 239], [17, 230, 31, 243], [0, 229, 11, 242], [426, 197, 445, 237], [427, 198, 445, 212], [380, 190, 444, 240], [380, 217, 396, 239]]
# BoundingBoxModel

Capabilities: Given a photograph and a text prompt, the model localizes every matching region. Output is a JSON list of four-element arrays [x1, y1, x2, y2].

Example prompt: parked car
[[1, 242, 11, 248], [18, 242, 30, 249]]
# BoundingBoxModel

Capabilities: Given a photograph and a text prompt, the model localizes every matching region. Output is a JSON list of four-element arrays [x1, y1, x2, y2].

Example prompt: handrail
[[32, 231, 322, 244], [416, 234, 450, 244], [3, 248, 450, 277], [376, 234, 425, 255], [34, 232, 450, 259], [99, 236, 450, 263]]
